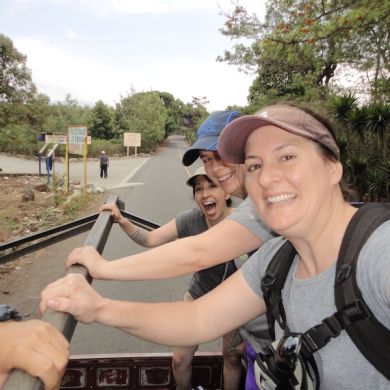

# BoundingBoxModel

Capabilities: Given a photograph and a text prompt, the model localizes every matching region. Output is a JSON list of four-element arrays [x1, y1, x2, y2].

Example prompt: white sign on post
[[124, 133, 141, 147], [124, 133, 141, 157], [68, 126, 88, 156], [45, 133, 68, 144]]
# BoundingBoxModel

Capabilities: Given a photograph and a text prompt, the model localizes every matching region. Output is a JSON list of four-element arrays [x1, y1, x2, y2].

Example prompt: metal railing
[[3, 195, 160, 390], [0, 202, 159, 265]]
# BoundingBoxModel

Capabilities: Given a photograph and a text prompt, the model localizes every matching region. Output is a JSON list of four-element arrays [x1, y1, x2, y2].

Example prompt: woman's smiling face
[[199, 150, 246, 199], [244, 125, 342, 236]]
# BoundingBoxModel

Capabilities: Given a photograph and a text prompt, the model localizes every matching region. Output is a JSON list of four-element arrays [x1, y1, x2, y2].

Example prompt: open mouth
[[203, 200, 216, 212]]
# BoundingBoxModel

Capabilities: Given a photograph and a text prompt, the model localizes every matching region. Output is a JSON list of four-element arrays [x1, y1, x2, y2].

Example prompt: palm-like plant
[[330, 95, 390, 201], [365, 102, 390, 161], [329, 93, 359, 126], [347, 106, 369, 143]]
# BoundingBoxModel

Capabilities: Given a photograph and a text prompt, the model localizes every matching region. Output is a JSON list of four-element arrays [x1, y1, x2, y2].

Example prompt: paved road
[[0, 135, 220, 355], [0, 152, 150, 191]]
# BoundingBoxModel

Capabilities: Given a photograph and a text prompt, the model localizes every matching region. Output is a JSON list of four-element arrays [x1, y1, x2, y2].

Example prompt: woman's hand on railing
[[99, 203, 126, 224], [65, 246, 107, 279], [40, 274, 104, 325]]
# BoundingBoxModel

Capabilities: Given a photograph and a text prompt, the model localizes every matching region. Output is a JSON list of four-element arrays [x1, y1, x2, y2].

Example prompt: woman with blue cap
[[65, 110, 274, 388]]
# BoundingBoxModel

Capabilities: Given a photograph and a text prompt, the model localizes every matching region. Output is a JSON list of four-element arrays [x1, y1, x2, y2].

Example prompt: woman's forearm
[[98, 220, 262, 281], [97, 298, 209, 346], [41, 272, 265, 349], [98, 236, 204, 280], [118, 218, 178, 249], [118, 219, 152, 247]]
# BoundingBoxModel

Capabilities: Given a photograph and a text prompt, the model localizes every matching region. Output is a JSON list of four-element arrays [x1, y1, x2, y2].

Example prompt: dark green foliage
[[329, 95, 390, 201], [88, 100, 114, 140], [180, 99, 209, 144], [44, 95, 91, 134], [87, 138, 124, 158], [157, 91, 185, 137], [0, 123, 37, 155], [329, 94, 359, 125], [0, 34, 37, 103], [372, 77, 390, 102], [114, 91, 167, 153]]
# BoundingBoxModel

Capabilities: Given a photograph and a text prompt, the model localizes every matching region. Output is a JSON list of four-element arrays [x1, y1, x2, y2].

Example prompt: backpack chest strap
[[301, 298, 372, 357]]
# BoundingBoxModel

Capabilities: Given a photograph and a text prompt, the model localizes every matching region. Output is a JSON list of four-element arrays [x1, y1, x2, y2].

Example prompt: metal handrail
[[0, 213, 99, 252], [0, 209, 160, 265], [121, 210, 160, 230], [3, 195, 162, 389], [3, 195, 120, 390], [0, 221, 95, 265]]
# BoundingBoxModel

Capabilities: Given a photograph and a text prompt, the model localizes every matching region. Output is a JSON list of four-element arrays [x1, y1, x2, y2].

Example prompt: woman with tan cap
[[41, 103, 390, 389], [73, 166, 244, 390]]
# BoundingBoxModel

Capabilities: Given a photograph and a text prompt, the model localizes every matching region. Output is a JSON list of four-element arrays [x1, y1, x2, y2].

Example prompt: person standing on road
[[99, 151, 109, 179], [95, 167, 244, 390]]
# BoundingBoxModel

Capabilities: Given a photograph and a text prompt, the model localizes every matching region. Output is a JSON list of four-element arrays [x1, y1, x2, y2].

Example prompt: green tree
[[218, 1, 389, 102], [180, 97, 209, 144], [157, 91, 185, 136], [116, 91, 167, 152], [44, 95, 91, 134], [88, 100, 114, 139], [0, 34, 36, 103]]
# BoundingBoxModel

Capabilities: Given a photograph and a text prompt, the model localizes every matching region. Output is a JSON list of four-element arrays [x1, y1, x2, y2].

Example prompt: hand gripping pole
[[3, 195, 123, 390]]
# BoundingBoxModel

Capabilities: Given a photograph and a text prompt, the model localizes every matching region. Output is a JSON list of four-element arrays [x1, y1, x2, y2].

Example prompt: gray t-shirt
[[241, 221, 390, 389], [227, 196, 275, 349], [227, 197, 274, 243], [175, 208, 237, 299]]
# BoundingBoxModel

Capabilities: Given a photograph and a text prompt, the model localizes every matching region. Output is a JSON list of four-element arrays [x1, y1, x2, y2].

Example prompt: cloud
[[14, 36, 252, 110], [9, 0, 264, 16], [8, 0, 265, 110], [65, 29, 77, 40], [14, 37, 120, 104], [131, 58, 252, 110]]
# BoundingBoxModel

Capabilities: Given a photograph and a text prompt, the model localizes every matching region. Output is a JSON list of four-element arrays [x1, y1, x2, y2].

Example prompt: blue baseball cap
[[182, 110, 241, 166]]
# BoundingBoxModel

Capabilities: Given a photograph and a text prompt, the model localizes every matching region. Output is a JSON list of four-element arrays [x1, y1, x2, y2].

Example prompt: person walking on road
[[99, 151, 109, 179]]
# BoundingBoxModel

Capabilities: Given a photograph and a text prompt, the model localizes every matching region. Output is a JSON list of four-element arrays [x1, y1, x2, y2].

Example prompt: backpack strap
[[261, 240, 297, 340], [334, 202, 390, 380], [261, 203, 390, 379]]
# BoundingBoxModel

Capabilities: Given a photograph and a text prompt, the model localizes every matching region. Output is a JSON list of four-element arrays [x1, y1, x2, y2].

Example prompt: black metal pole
[[3, 194, 121, 390]]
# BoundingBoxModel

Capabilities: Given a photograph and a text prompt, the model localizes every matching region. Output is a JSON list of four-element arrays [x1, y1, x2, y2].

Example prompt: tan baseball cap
[[218, 104, 340, 164], [186, 166, 208, 187]]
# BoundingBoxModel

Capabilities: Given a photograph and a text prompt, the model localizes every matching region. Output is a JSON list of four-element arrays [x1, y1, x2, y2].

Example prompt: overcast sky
[[0, 0, 266, 111]]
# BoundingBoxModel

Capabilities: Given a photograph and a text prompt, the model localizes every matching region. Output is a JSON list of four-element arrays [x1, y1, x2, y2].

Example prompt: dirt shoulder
[[0, 174, 106, 242], [0, 174, 109, 307]]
